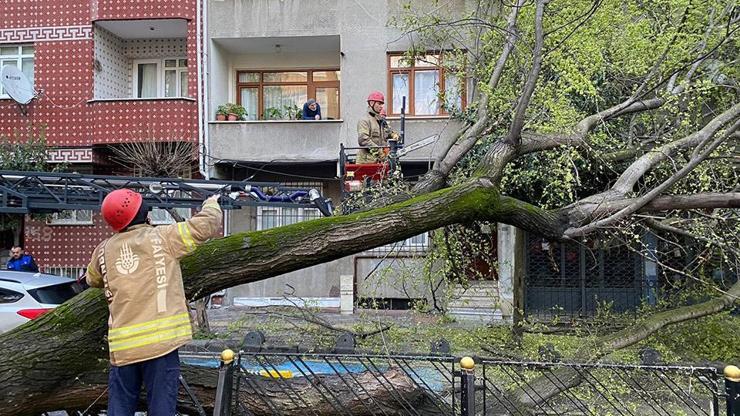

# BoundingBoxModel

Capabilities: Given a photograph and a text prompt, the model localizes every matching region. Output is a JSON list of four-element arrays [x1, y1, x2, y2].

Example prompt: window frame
[[47, 210, 94, 226], [235, 69, 341, 120], [132, 57, 189, 99], [0, 44, 35, 99], [0, 287, 24, 304], [256, 206, 322, 230], [386, 52, 467, 116], [371, 233, 429, 253]]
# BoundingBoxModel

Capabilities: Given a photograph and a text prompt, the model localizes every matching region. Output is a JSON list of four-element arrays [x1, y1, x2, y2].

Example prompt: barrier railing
[[191, 346, 734, 416]]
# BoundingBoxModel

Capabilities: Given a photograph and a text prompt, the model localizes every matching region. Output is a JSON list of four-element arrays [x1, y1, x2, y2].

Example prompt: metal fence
[[525, 234, 647, 319], [192, 349, 735, 416], [43, 265, 85, 279]]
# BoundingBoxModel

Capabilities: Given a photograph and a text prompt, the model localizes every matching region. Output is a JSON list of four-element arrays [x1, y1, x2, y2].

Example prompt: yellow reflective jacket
[[86, 199, 222, 366]]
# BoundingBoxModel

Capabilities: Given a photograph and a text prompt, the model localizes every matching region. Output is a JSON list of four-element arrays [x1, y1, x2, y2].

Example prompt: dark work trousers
[[107, 349, 180, 416]]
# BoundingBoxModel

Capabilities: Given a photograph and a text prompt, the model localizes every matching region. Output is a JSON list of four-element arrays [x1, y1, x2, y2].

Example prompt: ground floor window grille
[[47, 210, 93, 225]]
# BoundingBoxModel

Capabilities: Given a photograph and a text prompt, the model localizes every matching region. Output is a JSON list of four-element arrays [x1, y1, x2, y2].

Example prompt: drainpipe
[[196, 0, 210, 179]]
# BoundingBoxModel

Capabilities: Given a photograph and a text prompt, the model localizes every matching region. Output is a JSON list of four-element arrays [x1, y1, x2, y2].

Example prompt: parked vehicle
[[0, 271, 85, 333]]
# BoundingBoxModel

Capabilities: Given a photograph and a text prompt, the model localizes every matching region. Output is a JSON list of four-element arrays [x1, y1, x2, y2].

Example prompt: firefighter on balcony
[[86, 189, 222, 416], [356, 91, 399, 164]]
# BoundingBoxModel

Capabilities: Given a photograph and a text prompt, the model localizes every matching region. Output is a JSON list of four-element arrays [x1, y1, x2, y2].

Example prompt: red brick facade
[[0, 0, 201, 271]]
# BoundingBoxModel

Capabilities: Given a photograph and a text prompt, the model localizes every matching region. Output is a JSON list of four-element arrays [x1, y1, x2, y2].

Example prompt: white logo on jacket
[[115, 243, 140, 275]]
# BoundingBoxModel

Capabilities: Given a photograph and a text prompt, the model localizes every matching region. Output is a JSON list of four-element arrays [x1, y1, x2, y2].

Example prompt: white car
[[0, 271, 85, 333]]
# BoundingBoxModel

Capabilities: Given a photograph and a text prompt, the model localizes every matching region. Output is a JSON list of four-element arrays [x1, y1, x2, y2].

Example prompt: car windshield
[[27, 282, 84, 305]]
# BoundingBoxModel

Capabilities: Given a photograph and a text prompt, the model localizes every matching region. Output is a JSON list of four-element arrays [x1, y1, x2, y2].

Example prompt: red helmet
[[367, 91, 385, 103], [102, 189, 143, 232], [380, 108, 387, 117]]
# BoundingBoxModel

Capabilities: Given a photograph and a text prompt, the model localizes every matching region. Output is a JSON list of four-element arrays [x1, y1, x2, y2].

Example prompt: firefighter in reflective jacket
[[86, 189, 222, 416], [356, 91, 399, 164]]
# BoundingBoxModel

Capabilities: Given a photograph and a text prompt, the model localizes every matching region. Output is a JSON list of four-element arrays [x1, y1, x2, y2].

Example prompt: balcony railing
[[208, 120, 342, 163], [87, 98, 198, 145]]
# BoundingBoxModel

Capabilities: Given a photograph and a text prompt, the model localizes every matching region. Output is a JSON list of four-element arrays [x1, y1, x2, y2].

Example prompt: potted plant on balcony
[[264, 107, 282, 120], [216, 104, 229, 121], [226, 103, 247, 121]]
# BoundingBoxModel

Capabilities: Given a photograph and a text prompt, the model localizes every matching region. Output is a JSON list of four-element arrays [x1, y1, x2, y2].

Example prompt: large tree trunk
[[0, 175, 734, 414], [0, 178, 540, 415]]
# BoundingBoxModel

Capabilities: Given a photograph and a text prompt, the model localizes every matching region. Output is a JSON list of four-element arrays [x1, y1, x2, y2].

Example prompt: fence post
[[726, 365, 740, 416], [213, 349, 236, 416], [460, 357, 475, 416]]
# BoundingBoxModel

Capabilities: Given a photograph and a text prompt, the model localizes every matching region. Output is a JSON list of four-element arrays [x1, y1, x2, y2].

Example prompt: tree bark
[[0, 178, 558, 415]]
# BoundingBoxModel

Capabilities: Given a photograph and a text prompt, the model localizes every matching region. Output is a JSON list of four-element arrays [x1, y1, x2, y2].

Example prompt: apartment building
[[204, 0, 474, 310], [0, 0, 204, 276]]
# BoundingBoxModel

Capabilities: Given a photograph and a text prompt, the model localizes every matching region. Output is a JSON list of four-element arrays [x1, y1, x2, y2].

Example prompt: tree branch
[[518, 98, 665, 154], [612, 102, 740, 195], [413, 0, 527, 194], [504, 0, 546, 146], [566, 118, 739, 237], [502, 279, 740, 411]]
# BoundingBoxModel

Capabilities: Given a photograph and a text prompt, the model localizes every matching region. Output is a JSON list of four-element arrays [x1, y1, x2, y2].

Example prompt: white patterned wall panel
[[93, 27, 129, 99], [0, 25, 93, 43], [47, 148, 93, 164]]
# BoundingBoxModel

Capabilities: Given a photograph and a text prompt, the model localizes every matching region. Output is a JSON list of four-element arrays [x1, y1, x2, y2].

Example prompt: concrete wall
[[207, 0, 472, 302], [224, 205, 354, 300], [209, 120, 342, 162], [206, 0, 470, 163]]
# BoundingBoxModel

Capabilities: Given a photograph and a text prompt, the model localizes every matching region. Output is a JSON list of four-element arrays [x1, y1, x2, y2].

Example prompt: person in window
[[6, 246, 39, 273], [357, 91, 399, 164], [302, 99, 322, 120]]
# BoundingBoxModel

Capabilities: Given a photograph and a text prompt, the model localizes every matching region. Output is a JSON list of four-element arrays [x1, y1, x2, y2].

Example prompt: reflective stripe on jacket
[[87, 200, 222, 366]]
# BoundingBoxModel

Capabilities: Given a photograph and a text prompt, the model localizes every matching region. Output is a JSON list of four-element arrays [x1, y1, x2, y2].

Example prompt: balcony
[[87, 20, 197, 144], [93, 20, 191, 101], [87, 99, 197, 145], [208, 120, 342, 163]]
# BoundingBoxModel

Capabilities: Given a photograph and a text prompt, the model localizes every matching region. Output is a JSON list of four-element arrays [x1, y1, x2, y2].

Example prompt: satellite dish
[[1, 65, 35, 106]]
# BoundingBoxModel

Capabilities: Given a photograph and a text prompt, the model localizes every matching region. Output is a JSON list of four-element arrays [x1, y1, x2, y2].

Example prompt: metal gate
[[524, 234, 647, 319]]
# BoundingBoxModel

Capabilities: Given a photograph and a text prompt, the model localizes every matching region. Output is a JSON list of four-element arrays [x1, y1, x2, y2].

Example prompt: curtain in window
[[263, 86, 307, 119], [137, 63, 158, 98], [164, 70, 177, 97], [315, 87, 339, 119], [414, 70, 439, 115], [444, 74, 462, 112], [180, 71, 188, 97], [240, 88, 258, 120], [282, 208, 300, 225], [260, 209, 279, 230], [1, 60, 16, 95], [392, 73, 409, 113], [21, 58, 34, 88]]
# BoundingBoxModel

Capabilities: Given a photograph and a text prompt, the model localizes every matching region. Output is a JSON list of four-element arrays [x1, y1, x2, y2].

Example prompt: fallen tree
[[0, 0, 738, 414]]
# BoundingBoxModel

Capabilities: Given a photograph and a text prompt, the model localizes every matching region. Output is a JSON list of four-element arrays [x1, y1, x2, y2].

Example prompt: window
[[371, 233, 429, 253], [387, 52, 466, 116], [256, 206, 322, 230], [0, 45, 34, 98], [150, 206, 192, 225], [27, 282, 83, 304], [48, 210, 93, 225], [133, 58, 188, 98], [0, 288, 24, 304], [236, 70, 340, 120]]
